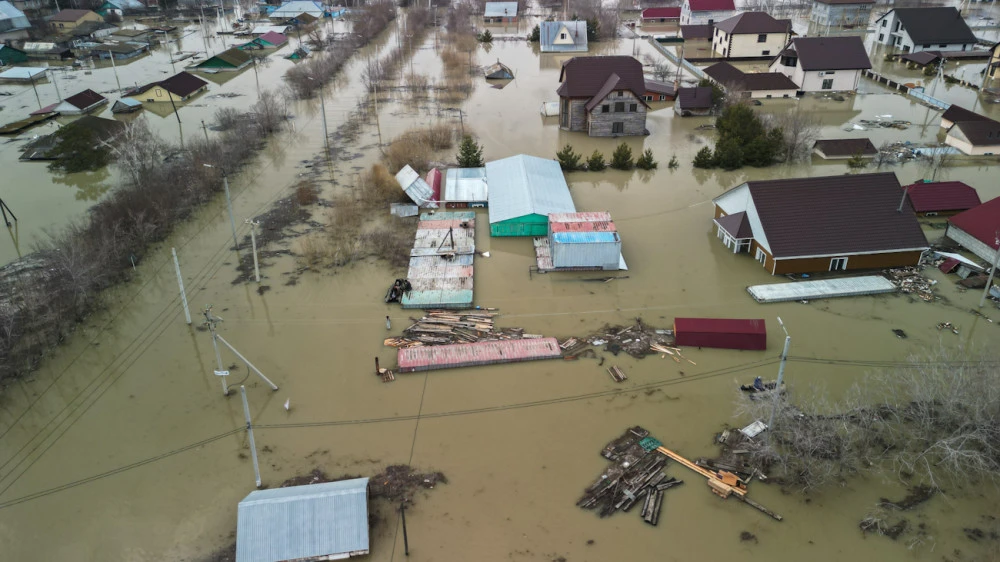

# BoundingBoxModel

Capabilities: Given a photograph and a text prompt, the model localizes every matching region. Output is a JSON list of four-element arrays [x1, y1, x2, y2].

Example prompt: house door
[[612, 122, 624, 134], [829, 257, 848, 271]]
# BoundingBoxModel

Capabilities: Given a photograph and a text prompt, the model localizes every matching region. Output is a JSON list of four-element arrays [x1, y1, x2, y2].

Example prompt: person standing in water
[[386, 315, 391, 330]]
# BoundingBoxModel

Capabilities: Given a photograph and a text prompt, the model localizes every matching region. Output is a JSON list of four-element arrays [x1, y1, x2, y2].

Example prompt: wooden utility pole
[[240, 385, 262, 488]]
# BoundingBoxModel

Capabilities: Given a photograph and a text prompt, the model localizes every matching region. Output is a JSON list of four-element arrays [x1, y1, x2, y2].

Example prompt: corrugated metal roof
[[486, 155, 575, 224], [674, 317, 766, 335], [540, 21, 588, 53], [236, 478, 370, 562], [553, 231, 618, 244], [484, 1, 517, 17], [549, 211, 612, 223], [445, 167, 488, 202], [948, 196, 1000, 250], [271, 0, 324, 17], [904, 181, 981, 213], [0, 67, 47, 80], [396, 165, 439, 208]]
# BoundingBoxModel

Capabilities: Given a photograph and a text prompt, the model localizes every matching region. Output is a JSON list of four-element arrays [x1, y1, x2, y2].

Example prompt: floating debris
[[608, 365, 627, 383], [936, 321, 959, 334], [884, 267, 936, 301], [383, 310, 523, 346]]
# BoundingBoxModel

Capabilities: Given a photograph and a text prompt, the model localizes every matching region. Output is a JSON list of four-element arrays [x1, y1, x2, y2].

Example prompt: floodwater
[[1, 8, 1000, 562]]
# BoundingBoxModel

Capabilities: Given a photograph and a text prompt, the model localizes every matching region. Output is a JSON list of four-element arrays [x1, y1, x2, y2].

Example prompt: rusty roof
[[788, 37, 871, 71], [813, 138, 878, 157], [904, 181, 981, 213], [948, 197, 1000, 251], [688, 0, 735, 11], [715, 12, 789, 34], [742, 172, 929, 258], [557, 56, 645, 100]]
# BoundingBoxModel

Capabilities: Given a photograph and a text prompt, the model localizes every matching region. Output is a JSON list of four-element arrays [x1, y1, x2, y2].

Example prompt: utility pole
[[979, 233, 1000, 308], [766, 317, 790, 435], [172, 248, 192, 324], [49, 66, 62, 101], [246, 218, 261, 283], [400, 502, 410, 556], [204, 306, 230, 395], [204, 164, 239, 250], [308, 76, 330, 156], [108, 50, 122, 92], [201, 120, 210, 142], [28, 72, 41, 110], [240, 385, 262, 488]]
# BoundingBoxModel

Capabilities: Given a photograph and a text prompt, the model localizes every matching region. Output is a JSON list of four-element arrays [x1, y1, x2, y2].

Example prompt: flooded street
[[1, 6, 1000, 562]]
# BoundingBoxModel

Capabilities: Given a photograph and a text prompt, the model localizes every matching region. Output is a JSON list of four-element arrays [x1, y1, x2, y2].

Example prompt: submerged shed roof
[[486, 154, 575, 224], [236, 478, 370, 562], [484, 1, 518, 17], [904, 181, 981, 213]]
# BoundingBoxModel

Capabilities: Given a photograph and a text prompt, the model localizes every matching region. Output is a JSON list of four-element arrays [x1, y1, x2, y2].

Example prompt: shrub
[[668, 155, 679, 169], [528, 24, 539, 42], [610, 142, 633, 170], [635, 149, 657, 170], [457, 135, 484, 167], [477, 29, 493, 43], [693, 146, 715, 168], [587, 150, 606, 171], [847, 152, 868, 169], [294, 181, 320, 205], [556, 144, 583, 170]]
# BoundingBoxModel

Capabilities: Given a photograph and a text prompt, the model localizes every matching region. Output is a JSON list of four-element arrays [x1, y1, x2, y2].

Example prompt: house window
[[762, 50, 770, 56], [560, 32, 566, 39], [939, 44, 947, 48], [755, 248, 767, 265], [644, 95, 652, 101], [878, 33, 884, 42], [723, 48, 727, 57], [757, 34, 766, 43], [922, 44, 930, 49], [822, 78, 833, 89], [602, 104, 609, 113], [614, 101, 625, 112], [766, 94, 772, 98], [659, 95, 666, 101], [612, 122, 624, 134], [881, 19, 886, 27], [829, 257, 848, 271], [618, 91, 624, 97], [894, 21, 901, 31], [629, 103, 637, 112]]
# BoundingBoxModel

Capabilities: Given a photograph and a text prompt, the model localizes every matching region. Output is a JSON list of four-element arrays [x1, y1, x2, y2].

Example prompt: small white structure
[[0, 66, 48, 82], [395, 165, 438, 208], [548, 212, 624, 270], [444, 167, 488, 208]]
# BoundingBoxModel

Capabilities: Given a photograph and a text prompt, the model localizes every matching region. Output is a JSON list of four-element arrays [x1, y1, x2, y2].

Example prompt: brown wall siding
[[773, 250, 923, 275]]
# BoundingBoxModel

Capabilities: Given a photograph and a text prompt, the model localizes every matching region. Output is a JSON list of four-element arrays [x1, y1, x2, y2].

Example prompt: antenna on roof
[[897, 185, 909, 213]]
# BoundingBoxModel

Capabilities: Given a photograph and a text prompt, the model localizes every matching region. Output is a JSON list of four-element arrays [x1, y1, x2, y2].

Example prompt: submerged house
[[238, 31, 288, 50], [48, 9, 102, 32], [557, 55, 649, 137], [712, 172, 929, 275], [812, 138, 878, 159], [946, 197, 1000, 264], [484, 1, 517, 23], [539, 21, 587, 53], [641, 7, 681, 24], [53, 89, 108, 114], [769, 36, 871, 92], [711, 12, 791, 59], [0, 44, 27, 64], [703, 61, 797, 99], [194, 47, 253, 71], [903, 180, 981, 217], [0, 1, 30, 41], [127, 71, 208, 103], [487, 154, 575, 237], [484, 61, 514, 79], [874, 7, 976, 53], [546, 212, 624, 271], [236, 478, 370, 562], [939, 105, 1000, 155], [680, 0, 736, 26], [674, 86, 714, 116], [270, 0, 325, 20], [809, 0, 875, 28], [444, 167, 488, 208]]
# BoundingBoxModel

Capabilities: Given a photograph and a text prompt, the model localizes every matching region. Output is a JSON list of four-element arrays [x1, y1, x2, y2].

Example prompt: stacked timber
[[587, 320, 676, 359], [384, 310, 525, 347]]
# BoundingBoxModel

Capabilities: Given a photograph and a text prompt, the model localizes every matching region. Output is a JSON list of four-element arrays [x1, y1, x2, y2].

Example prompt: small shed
[[0, 44, 28, 65], [484, 1, 517, 22], [486, 154, 576, 237], [674, 86, 714, 116], [674, 318, 767, 350], [946, 197, 1000, 263], [236, 478, 370, 562], [904, 180, 981, 217], [444, 167, 487, 208], [0, 66, 47, 82], [111, 98, 142, 113], [395, 165, 439, 208], [548, 211, 623, 270], [285, 46, 310, 60], [54, 89, 108, 114], [813, 138, 878, 159], [484, 61, 513, 80]]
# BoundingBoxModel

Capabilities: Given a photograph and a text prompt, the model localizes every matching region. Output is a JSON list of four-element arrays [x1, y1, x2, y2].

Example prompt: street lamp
[[203, 164, 239, 250], [306, 76, 329, 157], [766, 317, 791, 434]]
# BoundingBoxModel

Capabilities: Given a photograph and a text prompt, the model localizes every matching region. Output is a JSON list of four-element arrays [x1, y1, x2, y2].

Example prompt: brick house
[[557, 56, 649, 137], [712, 173, 929, 275]]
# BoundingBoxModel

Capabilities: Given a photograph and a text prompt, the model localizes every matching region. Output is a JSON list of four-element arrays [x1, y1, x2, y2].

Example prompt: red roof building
[[641, 7, 681, 21], [674, 318, 767, 350], [681, 0, 736, 25], [946, 197, 1000, 264], [904, 181, 982, 216]]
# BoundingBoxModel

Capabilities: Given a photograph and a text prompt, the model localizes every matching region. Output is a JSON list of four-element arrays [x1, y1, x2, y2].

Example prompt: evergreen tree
[[529, 24, 540, 42], [635, 149, 658, 170], [477, 29, 493, 43], [586, 17, 599, 42], [610, 142, 633, 170], [457, 135, 484, 167], [714, 137, 744, 171], [587, 150, 606, 171], [556, 144, 582, 170], [692, 146, 715, 168]]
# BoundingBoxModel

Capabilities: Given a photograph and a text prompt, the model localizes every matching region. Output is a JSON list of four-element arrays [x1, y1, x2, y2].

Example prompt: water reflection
[[51, 167, 112, 201]]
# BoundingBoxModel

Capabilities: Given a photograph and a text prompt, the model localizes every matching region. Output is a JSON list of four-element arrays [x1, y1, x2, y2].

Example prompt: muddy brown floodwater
[[1, 8, 1000, 562]]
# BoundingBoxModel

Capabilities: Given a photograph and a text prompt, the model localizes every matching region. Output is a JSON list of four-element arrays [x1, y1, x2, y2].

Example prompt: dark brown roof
[[788, 37, 871, 71], [715, 211, 753, 238], [744, 172, 929, 258], [50, 9, 95, 22], [901, 51, 939, 66], [676, 86, 713, 109], [681, 24, 713, 40], [813, 138, 878, 157], [950, 120, 1000, 146], [704, 62, 797, 91], [644, 79, 675, 96], [158, 71, 208, 97], [715, 12, 789, 34], [940, 104, 993, 125], [904, 181, 981, 213], [63, 88, 106, 109], [557, 56, 646, 100], [887, 7, 976, 45], [814, 0, 874, 4]]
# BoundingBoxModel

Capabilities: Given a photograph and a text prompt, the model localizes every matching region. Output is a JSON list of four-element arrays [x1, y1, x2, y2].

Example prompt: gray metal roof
[[0, 67, 48, 80], [236, 477, 370, 562], [486, 154, 576, 224], [0, 1, 28, 25], [484, 1, 517, 17], [540, 21, 588, 52], [396, 165, 438, 208], [445, 167, 488, 202]]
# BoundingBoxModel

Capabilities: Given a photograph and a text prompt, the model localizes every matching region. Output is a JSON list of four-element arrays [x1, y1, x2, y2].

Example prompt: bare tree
[[251, 89, 288, 135], [762, 109, 822, 163]]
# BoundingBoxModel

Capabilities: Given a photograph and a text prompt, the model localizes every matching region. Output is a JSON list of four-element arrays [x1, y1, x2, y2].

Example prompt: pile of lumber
[[608, 365, 627, 383], [384, 310, 525, 347], [651, 344, 696, 365], [587, 320, 676, 359]]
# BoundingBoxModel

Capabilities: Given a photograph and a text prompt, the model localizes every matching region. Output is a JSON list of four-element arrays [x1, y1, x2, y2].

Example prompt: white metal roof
[[0, 67, 48, 80], [484, 1, 518, 17], [236, 478, 370, 562], [445, 167, 488, 202], [396, 165, 438, 208], [486, 154, 575, 224]]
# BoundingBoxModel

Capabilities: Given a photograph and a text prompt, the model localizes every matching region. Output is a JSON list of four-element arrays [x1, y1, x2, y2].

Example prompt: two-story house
[[557, 56, 649, 137], [874, 7, 976, 53], [680, 0, 735, 26], [769, 36, 871, 92], [809, 0, 874, 28], [712, 12, 790, 59], [48, 9, 103, 32]]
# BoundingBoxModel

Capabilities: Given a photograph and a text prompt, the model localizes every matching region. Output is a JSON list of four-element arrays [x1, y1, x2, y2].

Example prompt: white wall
[[798, 69, 860, 92], [714, 30, 788, 58], [947, 224, 999, 263]]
